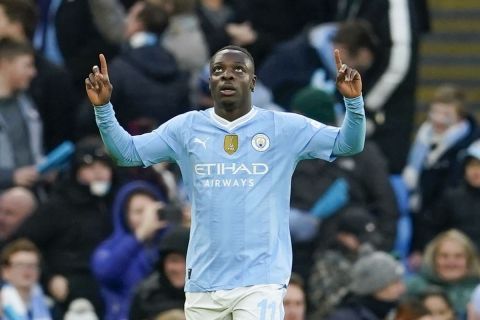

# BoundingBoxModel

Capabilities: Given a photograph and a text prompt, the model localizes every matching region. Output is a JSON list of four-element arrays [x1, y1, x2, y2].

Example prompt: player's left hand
[[334, 49, 362, 98]]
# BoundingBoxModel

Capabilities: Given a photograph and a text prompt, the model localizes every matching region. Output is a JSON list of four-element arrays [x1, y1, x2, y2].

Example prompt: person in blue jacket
[[91, 180, 169, 320]]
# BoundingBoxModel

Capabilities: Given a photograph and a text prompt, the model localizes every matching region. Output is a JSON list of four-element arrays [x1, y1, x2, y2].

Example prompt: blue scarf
[[2, 283, 51, 320]]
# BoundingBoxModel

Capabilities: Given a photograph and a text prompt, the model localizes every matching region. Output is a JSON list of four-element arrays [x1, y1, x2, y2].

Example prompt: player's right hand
[[85, 53, 113, 107]]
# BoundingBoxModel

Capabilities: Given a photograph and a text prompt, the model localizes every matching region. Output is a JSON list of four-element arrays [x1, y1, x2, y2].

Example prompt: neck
[[17, 286, 32, 304], [0, 78, 13, 98], [214, 101, 252, 122]]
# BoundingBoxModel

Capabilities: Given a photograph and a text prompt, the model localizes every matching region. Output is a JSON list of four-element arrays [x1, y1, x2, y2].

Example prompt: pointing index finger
[[99, 53, 109, 77], [334, 49, 343, 71]]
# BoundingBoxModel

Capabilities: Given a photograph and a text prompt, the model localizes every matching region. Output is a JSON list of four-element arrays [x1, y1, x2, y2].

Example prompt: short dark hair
[[288, 272, 305, 290], [1, 238, 41, 266], [0, 0, 38, 41], [139, 1, 169, 35], [332, 19, 379, 56], [0, 37, 34, 60], [210, 45, 255, 72]]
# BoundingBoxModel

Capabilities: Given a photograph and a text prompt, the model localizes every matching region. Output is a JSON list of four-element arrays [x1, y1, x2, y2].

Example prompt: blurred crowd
[[0, 0, 479, 319]]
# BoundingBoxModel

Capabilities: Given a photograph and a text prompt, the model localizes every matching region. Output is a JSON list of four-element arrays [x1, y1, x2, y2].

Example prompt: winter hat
[[291, 86, 336, 125], [72, 136, 114, 172], [158, 226, 190, 256], [350, 251, 404, 295], [337, 207, 377, 239], [64, 298, 99, 320]]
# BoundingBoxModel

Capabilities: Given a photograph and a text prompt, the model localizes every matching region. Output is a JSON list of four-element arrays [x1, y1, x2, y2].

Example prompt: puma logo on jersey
[[193, 137, 208, 149]]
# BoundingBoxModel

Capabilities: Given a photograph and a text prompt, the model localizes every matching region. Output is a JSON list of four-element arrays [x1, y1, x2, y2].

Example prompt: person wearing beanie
[[12, 135, 120, 317], [292, 86, 337, 126], [129, 226, 190, 320], [326, 251, 406, 320], [308, 207, 380, 318]]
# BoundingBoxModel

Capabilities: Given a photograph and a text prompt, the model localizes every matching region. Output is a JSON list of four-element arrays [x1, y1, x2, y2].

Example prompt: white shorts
[[185, 284, 287, 320]]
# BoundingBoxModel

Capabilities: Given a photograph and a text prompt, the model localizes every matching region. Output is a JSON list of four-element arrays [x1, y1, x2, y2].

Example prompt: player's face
[[209, 50, 256, 109]]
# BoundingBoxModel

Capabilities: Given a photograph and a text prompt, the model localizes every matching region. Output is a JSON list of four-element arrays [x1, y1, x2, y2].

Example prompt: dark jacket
[[129, 227, 190, 320], [53, 0, 119, 96], [91, 181, 168, 320], [425, 182, 480, 251], [108, 42, 190, 130], [14, 177, 116, 315], [325, 295, 396, 320], [29, 53, 77, 151]]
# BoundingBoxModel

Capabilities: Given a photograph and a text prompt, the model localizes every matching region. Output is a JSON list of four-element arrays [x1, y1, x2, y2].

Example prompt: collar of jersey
[[210, 106, 257, 131]]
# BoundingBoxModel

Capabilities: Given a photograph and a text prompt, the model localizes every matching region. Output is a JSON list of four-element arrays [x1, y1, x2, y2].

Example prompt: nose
[[221, 69, 234, 80]]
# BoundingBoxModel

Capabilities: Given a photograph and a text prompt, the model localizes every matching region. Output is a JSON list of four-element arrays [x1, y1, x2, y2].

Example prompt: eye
[[235, 66, 246, 73], [212, 66, 223, 73]]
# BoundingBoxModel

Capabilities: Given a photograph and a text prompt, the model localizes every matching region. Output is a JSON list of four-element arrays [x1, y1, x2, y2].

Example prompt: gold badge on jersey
[[224, 134, 238, 155]]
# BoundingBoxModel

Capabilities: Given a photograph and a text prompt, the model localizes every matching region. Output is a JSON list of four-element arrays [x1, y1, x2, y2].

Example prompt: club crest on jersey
[[224, 134, 238, 155], [251, 133, 270, 152]]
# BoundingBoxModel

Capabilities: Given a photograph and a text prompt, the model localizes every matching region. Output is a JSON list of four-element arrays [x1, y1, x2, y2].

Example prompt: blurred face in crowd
[[374, 280, 406, 302], [423, 295, 455, 320], [429, 102, 460, 134], [126, 193, 157, 232], [465, 158, 480, 188], [284, 283, 306, 320], [2, 251, 40, 291], [76, 161, 113, 196], [333, 43, 373, 72], [0, 189, 35, 239], [434, 239, 468, 282], [163, 252, 186, 289], [0, 54, 36, 92]]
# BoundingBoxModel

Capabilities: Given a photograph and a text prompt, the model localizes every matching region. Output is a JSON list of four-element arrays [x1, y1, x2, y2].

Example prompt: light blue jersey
[[95, 96, 365, 292]]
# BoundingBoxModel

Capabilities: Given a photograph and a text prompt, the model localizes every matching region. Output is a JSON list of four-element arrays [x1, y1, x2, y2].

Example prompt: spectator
[[1, 239, 52, 319], [91, 180, 170, 320], [155, 0, 209, 84], [258, 20, 378, 110], [0, 187, 37, 248], [195, 0, 239, 55], [106, 0, 189, 131], [419, 139, 480, 251], [323, 0, 426, 173], [404, 85, 478, 251], [419, 287, 456, 320], [326, 251, 405, 320], [0, 37, 42, 191], [407, 230, 480, 318], [129, 226, 189, 320], [284, 273, 306, 320], [0, 0, 78, 151], [308, 207, 378, 318], [33, 0, 123, 97], [14, 136, 119, 317]]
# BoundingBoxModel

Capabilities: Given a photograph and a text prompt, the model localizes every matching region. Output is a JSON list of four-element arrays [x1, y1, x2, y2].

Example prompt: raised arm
[[332, 49, 366, 156]]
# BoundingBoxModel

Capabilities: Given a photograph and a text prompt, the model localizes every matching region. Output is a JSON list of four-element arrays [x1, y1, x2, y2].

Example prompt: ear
[[250, 75, 257, 92]]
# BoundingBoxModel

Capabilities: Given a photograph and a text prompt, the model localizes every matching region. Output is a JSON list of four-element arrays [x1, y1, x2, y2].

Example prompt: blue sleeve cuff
[[344, 95, 364, 111]]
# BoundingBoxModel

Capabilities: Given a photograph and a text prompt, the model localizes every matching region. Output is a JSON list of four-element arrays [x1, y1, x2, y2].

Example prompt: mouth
[[219, 84, 237, 96]]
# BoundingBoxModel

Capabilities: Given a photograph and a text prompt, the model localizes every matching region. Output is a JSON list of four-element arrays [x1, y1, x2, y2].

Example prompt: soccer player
[[86, 45, 365, 320]]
